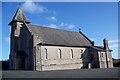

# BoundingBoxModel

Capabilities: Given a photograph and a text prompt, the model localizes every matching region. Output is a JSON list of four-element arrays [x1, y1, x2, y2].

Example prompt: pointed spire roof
[[9, 7, 30, 25]]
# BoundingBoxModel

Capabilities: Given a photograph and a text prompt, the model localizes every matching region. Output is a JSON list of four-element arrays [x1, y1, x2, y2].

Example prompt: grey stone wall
[[98, 51, 107, 68], [107, 52, 113, 68], [98, 51, 113, 68], [89, 47, 113, 69], [35, 45, 90, 71], [89, 47, 99, 68]]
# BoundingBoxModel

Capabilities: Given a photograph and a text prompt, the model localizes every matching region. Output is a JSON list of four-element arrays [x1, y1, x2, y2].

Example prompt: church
[[9, 7, 113, 71]]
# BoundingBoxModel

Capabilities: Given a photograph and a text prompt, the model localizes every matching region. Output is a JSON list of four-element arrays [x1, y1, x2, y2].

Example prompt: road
[[1, 67, 119, 78]]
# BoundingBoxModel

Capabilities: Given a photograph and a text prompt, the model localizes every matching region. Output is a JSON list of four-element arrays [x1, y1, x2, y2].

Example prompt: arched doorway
[[16, 51, 28, 70]]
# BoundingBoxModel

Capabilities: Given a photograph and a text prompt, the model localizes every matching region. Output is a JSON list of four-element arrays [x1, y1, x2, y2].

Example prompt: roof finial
[[79, 28, 81, 32]]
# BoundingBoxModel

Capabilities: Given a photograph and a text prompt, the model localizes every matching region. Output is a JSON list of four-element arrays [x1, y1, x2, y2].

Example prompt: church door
[[17, 57, 25, 70]]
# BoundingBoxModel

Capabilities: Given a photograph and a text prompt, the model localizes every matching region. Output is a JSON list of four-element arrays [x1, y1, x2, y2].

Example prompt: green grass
[[113, 59, 120, 63]]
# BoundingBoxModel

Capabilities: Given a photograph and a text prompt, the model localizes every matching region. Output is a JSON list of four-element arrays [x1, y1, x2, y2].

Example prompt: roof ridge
[[29, 24, 79, 33]]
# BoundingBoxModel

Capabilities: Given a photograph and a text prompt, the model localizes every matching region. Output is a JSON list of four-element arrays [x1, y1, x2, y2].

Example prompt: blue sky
[[1, 2, 119, 60]]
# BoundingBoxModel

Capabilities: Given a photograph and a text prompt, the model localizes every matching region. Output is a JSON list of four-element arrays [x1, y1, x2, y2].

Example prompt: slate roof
[[9, 7, 30, 25], [27, 24, 93, 47], [89, 46, 112, 51]]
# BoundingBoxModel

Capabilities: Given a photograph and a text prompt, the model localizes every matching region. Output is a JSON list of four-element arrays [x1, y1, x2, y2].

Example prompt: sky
[[1, 2, 119, 60]]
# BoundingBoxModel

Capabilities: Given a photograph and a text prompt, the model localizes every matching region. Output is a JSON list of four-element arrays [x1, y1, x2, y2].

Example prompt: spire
[[9, 7, 30, 25]]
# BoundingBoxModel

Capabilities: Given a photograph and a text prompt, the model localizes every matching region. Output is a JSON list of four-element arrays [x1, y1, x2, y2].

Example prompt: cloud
[[41, 22, 76, 29], [60, 22, 69, 27], [46, 16, 57, 21], [108, 40, 120, 43], [22, 0, 47, 14], [44, 24, 58, 28], [60, 22, 76, 29], [69, 24, 76, 29], [109, 44, 120, 48], [90, 38, 96, 41], [4, 37, 10, 43], [60, 22, 64, 26]]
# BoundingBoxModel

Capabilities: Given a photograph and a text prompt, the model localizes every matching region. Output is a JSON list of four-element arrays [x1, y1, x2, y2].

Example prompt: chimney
[[103, 38, 109, 50]]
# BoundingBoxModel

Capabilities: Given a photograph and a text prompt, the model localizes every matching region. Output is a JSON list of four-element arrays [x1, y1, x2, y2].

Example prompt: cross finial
[[79, 28, 81, 32]]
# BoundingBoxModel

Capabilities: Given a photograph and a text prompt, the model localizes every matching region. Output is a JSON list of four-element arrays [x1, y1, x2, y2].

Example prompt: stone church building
[[9, 7, 113, 71]]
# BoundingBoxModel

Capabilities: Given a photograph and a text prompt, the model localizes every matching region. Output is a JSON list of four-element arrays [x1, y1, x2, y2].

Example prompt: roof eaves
[[38, 43, 89, 47]]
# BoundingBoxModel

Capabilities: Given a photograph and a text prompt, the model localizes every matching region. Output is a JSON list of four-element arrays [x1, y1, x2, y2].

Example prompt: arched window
[[44, 48, 47, 60], [70, 49, 73, 59], [101, 53, 103, 57], [58, 49, 61, 59], [81, 49, 83, 53]]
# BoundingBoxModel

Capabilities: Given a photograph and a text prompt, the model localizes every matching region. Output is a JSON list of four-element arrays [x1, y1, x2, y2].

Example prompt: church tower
[[9, 7, 30, 70], [9, 7, 30, 37]]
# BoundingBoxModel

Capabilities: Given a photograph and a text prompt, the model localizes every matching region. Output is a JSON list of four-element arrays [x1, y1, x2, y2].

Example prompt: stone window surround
[[44, 48, 48, 60], [57, 49, 62, 59], [70, 49, 73, 59]]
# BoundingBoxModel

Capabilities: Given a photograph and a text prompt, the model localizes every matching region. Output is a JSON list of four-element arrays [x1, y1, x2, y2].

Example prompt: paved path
[[2, 67, 119, 78]]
